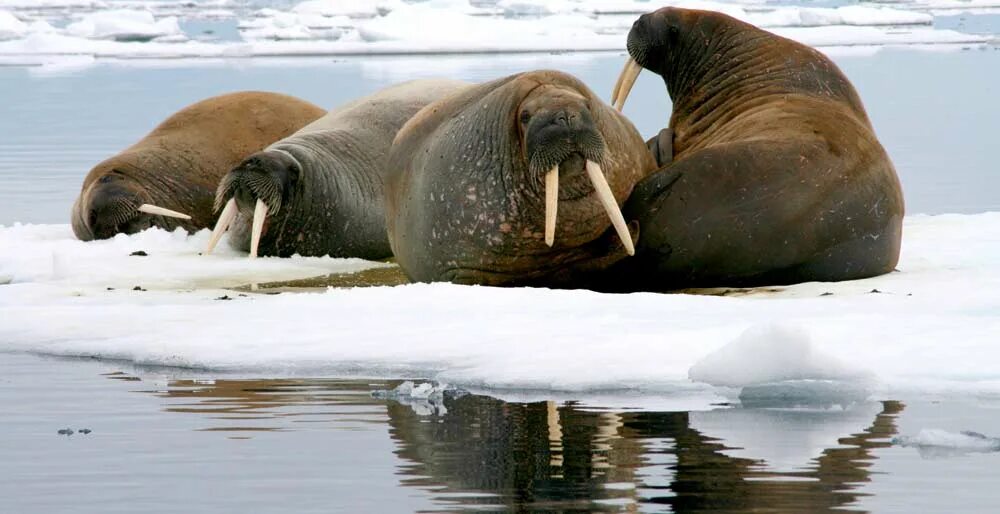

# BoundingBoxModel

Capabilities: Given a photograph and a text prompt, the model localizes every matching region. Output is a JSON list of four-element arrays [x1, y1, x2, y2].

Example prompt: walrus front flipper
[[645, 128, 674, 168]]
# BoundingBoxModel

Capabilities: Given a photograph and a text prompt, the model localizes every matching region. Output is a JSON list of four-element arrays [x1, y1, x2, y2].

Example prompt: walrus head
[[518, 83, 634, 254], [387, 70, 655, 285], [205, 148, 301, 257], [72, 166, 192, 241]]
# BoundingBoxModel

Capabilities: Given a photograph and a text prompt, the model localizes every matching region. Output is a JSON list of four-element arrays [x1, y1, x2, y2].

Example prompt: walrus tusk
[[249, 198, 268, 259], [204, 198, 237, 255], [610, 58, 631, 105], [612, 58, 643, 111], [544, 165, 559, 247], [585, 160, 635, 256], [137, 203, 192, 220]]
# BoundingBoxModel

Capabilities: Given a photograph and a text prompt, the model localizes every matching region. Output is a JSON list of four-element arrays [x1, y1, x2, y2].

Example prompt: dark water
[[1, 48, 999, 226], [2, 352, 999, 513]]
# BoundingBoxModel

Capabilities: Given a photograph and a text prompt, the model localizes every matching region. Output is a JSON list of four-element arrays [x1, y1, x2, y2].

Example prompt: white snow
[[2, 213, 999, 405], [0, 0, 991, 65]]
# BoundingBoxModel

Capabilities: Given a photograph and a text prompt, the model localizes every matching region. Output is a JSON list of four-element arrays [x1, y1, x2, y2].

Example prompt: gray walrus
[[386, 70, 656, 286], [71, 92, 325, 241], [205, 79, 470, 259], [610, 8, 904, 289]]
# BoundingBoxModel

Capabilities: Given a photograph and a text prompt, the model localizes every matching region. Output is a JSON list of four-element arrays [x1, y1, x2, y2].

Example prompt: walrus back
[[72, 92, 325, 240]]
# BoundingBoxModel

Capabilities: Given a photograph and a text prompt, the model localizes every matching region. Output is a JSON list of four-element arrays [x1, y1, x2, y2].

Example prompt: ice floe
[[894, 429, 1000, 455], [0, 0, 993, 65], [64, 9, 183, 42], [1, 212, 999, 404]]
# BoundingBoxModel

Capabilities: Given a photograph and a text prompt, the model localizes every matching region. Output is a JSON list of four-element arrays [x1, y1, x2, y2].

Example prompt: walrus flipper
[[645, 127, 674, 168], [623, 140, 902, 289]]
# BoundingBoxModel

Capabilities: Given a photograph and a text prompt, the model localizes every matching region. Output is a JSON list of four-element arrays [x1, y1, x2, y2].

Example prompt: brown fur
[[613, 8, 904, 289], [71, 91, 325, 240]]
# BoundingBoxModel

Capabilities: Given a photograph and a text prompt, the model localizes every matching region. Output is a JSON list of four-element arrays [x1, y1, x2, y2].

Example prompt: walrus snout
[[525, 108, 605, 177], [83, 185, 143, 240], [206, 149, 302, 257]]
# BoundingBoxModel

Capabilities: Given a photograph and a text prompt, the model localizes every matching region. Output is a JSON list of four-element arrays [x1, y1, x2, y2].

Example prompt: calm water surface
[[1, 352, 999, 513], [0, 49, 998, 225]]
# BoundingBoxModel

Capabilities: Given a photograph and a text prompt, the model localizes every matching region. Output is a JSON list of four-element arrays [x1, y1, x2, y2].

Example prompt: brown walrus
[[71, 91, 325, 241], [386, 70, 656, 286], [609, 8, 904, 289]]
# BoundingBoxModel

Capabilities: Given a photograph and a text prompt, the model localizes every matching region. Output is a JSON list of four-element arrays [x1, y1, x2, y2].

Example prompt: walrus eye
[[519, 110, 531, 125]]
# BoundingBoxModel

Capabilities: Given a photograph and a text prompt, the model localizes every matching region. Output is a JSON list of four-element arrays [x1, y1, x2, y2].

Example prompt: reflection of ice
[[894, 429, 1000, 457], [690, 401, 884, 472]]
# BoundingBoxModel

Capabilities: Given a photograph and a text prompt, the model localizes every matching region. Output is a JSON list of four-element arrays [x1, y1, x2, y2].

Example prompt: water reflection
[[136, 376, 902, 512]]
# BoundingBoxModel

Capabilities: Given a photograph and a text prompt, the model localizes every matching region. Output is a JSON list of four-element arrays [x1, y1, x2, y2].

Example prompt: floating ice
[[64, 9, 183, 42], [372, 380, 452, 416], [894, 429, 1000, 454], [0, 0, 991, 65]]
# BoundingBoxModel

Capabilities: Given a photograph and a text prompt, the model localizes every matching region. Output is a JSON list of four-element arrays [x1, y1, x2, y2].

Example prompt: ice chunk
[[64, 9, 184, 42], [688, 324, 875, 388], [894, 429, 1000, 455], [372, 380, 453, 416]]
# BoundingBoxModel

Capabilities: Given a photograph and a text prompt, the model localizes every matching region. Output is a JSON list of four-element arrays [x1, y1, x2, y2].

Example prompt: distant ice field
[[0, 0, 997, 65]]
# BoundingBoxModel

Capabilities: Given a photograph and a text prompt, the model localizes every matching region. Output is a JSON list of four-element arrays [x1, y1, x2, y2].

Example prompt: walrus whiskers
[[611, 58, 642, 111], [204, 198, 237, 254], [585, 160, 634, 256], [137, 203, 192, 220], [249, 198, 268, 259], [544, 165, 559, 247]]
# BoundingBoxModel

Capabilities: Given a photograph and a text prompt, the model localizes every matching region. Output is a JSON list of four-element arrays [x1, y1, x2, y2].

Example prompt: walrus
[[71, 92, 325, 241], [386, 70, 656, 286], [204, 79, 470, 259], [609, 8, 904, 289]]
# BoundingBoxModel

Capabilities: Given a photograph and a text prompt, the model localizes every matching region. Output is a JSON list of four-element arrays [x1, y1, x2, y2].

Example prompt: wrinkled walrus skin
[[71, 92, 325, 241], [212, 79, 470, 259], [386, 70, 657, 287], [610, 8, 904, 290]]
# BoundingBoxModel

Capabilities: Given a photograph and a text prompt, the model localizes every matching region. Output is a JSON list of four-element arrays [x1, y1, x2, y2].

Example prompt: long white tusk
[[137, 203, 192, 220], [585, 160, 635, 256], [249, 198, 268, 259], [204, 198, 237, 255], [610, 57, 631, 105], [611, 57, 643, 112], [544, 165, 559, 247]]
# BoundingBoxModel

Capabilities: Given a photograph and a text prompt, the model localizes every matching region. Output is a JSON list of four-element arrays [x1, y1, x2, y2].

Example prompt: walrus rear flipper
[[621, 139, 902, 291], [645, 128, 674, 168]]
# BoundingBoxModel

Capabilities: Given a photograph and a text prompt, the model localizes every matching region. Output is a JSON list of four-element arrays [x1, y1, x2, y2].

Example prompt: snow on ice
[[1, 213, 999, 404]]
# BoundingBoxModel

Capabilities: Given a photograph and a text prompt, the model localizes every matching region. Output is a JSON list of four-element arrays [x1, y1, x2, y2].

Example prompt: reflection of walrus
[[206, 80, 469, 259], [610, 8, 904, 289], [71, 92, 325, 241], [386, 70, 656, 286]]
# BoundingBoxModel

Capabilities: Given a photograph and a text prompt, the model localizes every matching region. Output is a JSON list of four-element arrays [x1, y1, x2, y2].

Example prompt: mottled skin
[[615, 8, 904, 289], [71, 92, 325, 241], [218, 80, 470, 258], [386, 70, 656, 286]]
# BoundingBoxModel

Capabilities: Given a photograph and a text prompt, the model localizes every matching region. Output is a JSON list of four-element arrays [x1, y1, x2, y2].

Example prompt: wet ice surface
[[2, 352, 999, 514]]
